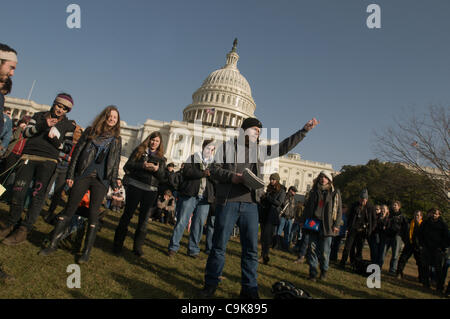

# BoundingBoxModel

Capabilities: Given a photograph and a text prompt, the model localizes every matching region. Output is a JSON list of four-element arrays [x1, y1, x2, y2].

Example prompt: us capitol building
[[4, 40, 334, 196]]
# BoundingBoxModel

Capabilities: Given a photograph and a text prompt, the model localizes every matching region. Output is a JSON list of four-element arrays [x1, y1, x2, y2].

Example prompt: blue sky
[[2, 0, 450, 171]]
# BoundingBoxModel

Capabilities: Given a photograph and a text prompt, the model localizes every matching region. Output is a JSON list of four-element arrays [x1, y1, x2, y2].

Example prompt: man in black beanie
[[200, 116, 319, 298]]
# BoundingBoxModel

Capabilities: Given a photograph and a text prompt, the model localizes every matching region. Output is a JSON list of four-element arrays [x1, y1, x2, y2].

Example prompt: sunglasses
[[54, 102, 70, 112]]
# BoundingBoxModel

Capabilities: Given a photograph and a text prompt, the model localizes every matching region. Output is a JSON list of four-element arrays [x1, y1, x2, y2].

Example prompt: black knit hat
[[241, 117, 262, 131]]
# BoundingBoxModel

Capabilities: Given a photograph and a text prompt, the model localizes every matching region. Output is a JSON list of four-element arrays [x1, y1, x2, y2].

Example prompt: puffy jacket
[[123, 147, 166, 188], [66, 127, 121, 189], [259, 185, 286, 225]]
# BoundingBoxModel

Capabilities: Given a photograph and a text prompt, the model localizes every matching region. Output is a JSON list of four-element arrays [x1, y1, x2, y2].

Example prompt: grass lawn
[[0, 202, 446, 299]]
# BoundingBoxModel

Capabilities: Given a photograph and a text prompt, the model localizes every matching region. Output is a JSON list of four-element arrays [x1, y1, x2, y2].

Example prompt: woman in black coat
[[39, 105, 122, 263], [259, 173, 286, 264], [113, 131, 166, 257]]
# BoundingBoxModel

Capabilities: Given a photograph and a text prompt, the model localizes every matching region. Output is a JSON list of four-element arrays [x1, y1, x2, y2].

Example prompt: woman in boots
[[39, 105, 122, 263], [113, 131, 166, 257], [259, 173, 285, 265]]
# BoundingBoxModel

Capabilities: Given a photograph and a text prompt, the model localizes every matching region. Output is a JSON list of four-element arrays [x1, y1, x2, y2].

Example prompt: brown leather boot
[[3, 226, 28, 246], [0, 225, 14, 241]]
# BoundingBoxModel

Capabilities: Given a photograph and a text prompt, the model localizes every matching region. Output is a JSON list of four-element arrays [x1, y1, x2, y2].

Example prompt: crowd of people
[[0, 42, 449, 299]]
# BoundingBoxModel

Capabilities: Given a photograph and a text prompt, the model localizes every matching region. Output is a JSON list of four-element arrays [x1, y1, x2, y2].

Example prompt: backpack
[[271, 281, 312, 299]]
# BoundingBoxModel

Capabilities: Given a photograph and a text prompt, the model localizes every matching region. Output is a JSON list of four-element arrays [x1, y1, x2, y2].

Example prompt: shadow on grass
[[111, 272, 178, 298]]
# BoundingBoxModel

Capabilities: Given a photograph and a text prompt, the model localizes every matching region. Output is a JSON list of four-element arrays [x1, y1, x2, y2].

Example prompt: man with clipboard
[[200, 116, 319, 298]]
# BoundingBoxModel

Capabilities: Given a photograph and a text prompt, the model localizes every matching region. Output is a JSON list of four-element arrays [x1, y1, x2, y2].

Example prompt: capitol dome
[[183, 39, 256, 128]]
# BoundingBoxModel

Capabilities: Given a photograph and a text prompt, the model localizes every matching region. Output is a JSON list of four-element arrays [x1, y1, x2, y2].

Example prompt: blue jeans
[[168, 195, 210, 255], [205, 215, 215, 254], [381, 235, 403, 273], [307, 231, 333, 278], [205, 202, 259, 291], [277, 217, 294, 249]]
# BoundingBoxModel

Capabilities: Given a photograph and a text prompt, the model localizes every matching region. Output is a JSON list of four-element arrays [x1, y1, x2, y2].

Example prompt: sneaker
[[199, 285, 217, 298], [168, 250, 176, 257], [307, 275, 317, 282], [294, 257, 305, 264], [188, 253, 198, 259], [319, 271, 327, 281]]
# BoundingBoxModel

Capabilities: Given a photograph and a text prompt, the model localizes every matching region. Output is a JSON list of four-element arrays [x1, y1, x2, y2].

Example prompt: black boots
[[78, 225, 98, 264], [39, 217, 68, 256]]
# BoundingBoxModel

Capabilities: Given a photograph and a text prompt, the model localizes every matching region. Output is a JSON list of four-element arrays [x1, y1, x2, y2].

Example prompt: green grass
[[0, 202, 446, 299]]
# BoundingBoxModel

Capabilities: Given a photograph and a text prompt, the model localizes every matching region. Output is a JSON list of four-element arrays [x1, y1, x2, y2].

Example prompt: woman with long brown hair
[[39, 105, 122, 263], [258, 173, 286, 264], [113, 131, 166, 257]]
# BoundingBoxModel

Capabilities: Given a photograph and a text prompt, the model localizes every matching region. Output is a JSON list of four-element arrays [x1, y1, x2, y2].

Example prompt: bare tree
[[374, 105, 449, 205]]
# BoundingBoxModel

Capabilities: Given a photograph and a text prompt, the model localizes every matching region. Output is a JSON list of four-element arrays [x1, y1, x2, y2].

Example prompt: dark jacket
[[300, 184, 342, 237], [22, 111, 76, 160], [371, 213, 389, 239], [211, 128, 309, 205], [385, 210, 408, 240], [347, 201, 376, 236], [178, 154, 215, 204], [66, 127, 122, 189], [123, 147, 166, 188], [281, 192, 297, 219], [259, 185, 286, 225], [419, 217, 449, 251], [0, 93, 4, 136]]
